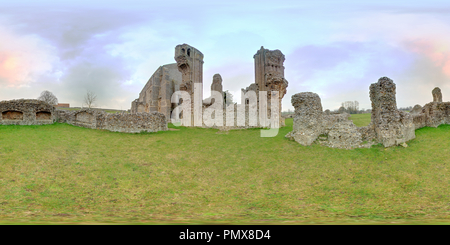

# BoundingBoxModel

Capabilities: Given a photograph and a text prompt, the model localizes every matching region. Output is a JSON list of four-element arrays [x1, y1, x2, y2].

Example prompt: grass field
[[349, 113, 371, 127], [1, 116, 450, 224]]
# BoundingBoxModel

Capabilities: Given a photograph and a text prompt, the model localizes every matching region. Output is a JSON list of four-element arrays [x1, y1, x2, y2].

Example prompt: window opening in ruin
[[187, 49, 191, 57], [182, 48, 185, 53], [36, 111, 52, 120], [2, 110, 23, 120]]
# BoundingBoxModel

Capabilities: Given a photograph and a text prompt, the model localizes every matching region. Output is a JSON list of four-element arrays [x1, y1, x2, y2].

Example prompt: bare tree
[[341, 101, 359, 114], [223, 90, 233, 105], [83, 90, 97, 109], [38, 90, 58, 106]]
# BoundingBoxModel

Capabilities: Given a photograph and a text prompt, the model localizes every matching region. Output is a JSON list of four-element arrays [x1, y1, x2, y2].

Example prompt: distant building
[[56, 103, 70, 108]]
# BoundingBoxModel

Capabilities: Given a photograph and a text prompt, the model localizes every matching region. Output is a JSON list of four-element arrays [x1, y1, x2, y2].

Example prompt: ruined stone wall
[[131, 63, 181, 118], [99, 112, 167, 133], [286, 77, 417, 149], [419, 102, 450, 128], [0, 99, 56, 125], [253, 46, 288, 127], [174, 43, 204, 126], [369, 77, 415, 147], [56, 109, 167, 133], [409, 87, 450, 130], [284, 92, 371, 149]]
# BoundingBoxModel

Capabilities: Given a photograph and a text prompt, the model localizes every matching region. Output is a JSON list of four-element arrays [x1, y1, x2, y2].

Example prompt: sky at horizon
[[1, 0, 450, 111]]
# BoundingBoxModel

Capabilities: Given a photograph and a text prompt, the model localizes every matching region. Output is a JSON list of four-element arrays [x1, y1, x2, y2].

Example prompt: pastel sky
[[1, 0, 450, 111]]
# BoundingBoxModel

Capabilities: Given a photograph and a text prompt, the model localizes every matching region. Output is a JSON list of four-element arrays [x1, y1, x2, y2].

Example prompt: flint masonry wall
[[286, 77, 416, 149], [284, 92, 370, 149], [0, 99, 56, 125], [55, 109, 168, 133], [369, 77, 415, 147], [411, 87, 450, 130]]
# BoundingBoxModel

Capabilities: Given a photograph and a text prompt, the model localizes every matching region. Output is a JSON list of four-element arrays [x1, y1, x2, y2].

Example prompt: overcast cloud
[[1, 1, 450, 111]]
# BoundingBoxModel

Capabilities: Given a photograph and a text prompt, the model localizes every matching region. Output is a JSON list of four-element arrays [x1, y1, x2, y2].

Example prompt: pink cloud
[[0, 26, 57, 87], [403, 39, 450, 78]]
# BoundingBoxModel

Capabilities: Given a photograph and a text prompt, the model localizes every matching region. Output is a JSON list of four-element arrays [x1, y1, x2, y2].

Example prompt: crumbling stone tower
[[253, 46, 288, 124], [369, 77, 415, 147], [174, 44, 204, 123], [211, 74, 223, 96], [175, 44, 204, 97]]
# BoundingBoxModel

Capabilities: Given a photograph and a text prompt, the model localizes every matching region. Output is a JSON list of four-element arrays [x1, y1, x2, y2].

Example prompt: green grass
[[349, 113, 371, 127], [56, 108, 81, 111], [1, 119, 450, 224]]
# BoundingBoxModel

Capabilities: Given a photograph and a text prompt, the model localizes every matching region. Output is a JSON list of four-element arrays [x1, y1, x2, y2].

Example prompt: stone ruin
[[410, 104, 423, 114], [285, 92, 367, 149], [369, 77, 415, 147], [432, 87, 442, 102], [130, 63, 181, 120], [56, 109, 167, 133], [411, 86, 450, 129], [241, 46, 289, 127], [286, 77, 415, 149], [1, 100, 167, 133], [0, 99, 55, 125], [131, 44, 289, 129]]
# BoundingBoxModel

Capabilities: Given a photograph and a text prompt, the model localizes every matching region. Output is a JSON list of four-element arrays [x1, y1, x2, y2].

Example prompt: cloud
[[0, 25, 57, 88]]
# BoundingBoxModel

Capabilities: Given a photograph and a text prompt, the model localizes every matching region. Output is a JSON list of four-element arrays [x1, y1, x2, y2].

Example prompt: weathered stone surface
[[0, 99, 55, 125], [410, 104, 423, 114], [325, 120, 363, 149], [432, 87, 442, 102], [420, 102, 450, 128], [369, 77, 415, 147], [211, 74, 223, 94], [286, 77, 419, 149], [253, 46, 288, 127], [131, 63, 181, 119], [285, 92, 369, 149], [203, 74, 224, 106], [175, 43, 204, 96], [56, 108, 167, 133]]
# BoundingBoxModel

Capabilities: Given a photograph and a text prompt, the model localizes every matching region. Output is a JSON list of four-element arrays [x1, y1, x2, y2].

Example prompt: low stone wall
[[413, 102, 450, 129], [56, 109, 168, 133], [100, 112, 167, 133], [0, 99, 55, 125]]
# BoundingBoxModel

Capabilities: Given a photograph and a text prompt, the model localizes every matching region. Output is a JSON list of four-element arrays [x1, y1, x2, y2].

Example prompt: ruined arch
[[75, 111, 95, 124], [2, 110, 23, 120], [36, 111, 52, 120]]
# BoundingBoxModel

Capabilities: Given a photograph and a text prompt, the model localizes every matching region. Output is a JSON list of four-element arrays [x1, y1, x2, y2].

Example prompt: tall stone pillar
[[175, 44, 204, 125], [369, 77, 415, 147], [253, 46, 288, 126], [432, 87, 443, 102]]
